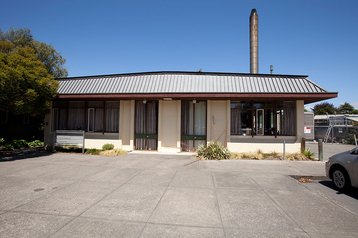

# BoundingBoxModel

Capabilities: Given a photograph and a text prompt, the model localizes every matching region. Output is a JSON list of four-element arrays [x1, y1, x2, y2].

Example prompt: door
[[256, 109, 264, 135], [135, 100, 158, 150], [181, 100, 207, 152]]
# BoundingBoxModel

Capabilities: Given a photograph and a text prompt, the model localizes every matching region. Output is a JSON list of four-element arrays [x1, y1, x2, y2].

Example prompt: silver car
[[325, 147, 358, 190]]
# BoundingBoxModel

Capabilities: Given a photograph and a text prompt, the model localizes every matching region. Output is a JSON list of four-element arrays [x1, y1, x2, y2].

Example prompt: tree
[[312, 102, 336, 115], [0, 28, 68, 78], [336, 102, 358, 114], [0, 28, 66, 115]]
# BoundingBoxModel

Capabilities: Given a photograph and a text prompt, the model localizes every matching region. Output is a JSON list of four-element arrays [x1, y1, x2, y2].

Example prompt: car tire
[[332, 168, 351, 191]]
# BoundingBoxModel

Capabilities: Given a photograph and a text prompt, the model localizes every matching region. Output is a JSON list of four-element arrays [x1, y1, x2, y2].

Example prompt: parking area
[[0, 153, 357, 238], [306, 142, 356, 161]]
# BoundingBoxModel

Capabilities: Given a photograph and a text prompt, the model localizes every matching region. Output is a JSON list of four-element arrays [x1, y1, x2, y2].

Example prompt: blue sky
[[1, 0, 357, 109]]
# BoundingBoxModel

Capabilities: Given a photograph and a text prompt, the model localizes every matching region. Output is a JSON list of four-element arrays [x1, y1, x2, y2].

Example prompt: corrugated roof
[[57, 71, 328, 95]]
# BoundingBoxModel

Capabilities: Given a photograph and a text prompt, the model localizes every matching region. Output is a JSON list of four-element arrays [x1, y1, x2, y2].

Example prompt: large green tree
[[336, 102, 358, 114], [312, 102, 336, 115], [0, 28, 67, 115]]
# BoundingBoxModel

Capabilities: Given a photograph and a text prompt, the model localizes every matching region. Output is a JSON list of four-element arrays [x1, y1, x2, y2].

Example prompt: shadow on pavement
[[319, 180, 358, 200], [0, 149, 52, 162]]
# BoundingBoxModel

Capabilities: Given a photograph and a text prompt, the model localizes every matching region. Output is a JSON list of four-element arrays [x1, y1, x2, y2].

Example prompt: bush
[[28, 140, 44, 148], [11, 139, 29, 149], [102, 144, 114, 151], [100, 149, 127, 156], [197, 142, 230, 160], [55, 146, 82, 153], [302, 149, 315, 160], [0, 138, 5, 146], [231, 151, 264, 160], [86, 148, 101, 155]]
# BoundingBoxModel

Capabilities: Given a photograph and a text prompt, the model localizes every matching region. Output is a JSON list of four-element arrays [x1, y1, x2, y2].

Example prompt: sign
[[55, 130, 85, 153], [304, 127, 311, 134]]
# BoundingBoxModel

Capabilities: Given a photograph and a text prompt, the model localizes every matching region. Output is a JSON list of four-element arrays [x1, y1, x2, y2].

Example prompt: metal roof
[[57, 71, 329, 95]]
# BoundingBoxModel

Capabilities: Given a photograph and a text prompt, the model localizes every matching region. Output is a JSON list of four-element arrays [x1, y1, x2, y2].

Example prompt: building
[[314, 114, 358, 143], [44, 71, 337, 153]]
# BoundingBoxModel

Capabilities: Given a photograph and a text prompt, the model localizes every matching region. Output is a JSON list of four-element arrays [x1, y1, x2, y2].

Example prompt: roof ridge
[[56, 71, 308, 80]]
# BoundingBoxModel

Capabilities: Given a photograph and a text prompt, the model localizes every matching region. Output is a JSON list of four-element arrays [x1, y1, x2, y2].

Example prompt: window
[[105, 101, 119, 132], [231, 101, 296, 136], [52, 100, 119, 133], [181, 100, 207, 151], [87, 101, 104, 132]]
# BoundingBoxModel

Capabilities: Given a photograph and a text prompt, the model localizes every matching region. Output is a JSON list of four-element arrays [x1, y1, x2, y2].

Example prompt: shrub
[[28, 140, 44, 148], [197, 142, 230, 160], [100, 149, 127, 156], [0, 138, 5, 146], [86, 148, 101, 155], [303, 149, 315, 160], [11, 139, 29, 149], [231, 151, 264, 160], [102, 143, 114, 151], [55, 146, 82, 153]]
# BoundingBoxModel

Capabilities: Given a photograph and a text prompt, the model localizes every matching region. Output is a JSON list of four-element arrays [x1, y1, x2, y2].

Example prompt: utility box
[[304, 112, 315, 140]]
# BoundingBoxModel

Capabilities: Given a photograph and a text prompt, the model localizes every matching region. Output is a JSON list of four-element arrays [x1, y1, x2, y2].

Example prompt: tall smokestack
[[250, 8, 258, 74]]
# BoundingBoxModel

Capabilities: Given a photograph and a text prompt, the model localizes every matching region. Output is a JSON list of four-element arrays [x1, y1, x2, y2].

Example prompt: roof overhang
[[57, 92, 337, 104]]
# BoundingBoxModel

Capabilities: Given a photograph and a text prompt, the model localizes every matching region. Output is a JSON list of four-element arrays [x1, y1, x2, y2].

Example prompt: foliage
[[0, 29, 67, 77], [231, 151, 264, 160], [0, 138, 4, 146], [0, 28, 66, 116], [102, 143, 114, 151], [10, 139, 29, 149], [197, 142, 230, 160], [336, 102, 358, 114], [302, 149, 315, 160], [312, 102, 357, 115], [54, 146, 82, 153], [100, 149, 127, 156], [85, 148, 101, 155], [28, 140, 44, 148], [312, 102, 336, 115], [231, 150, 315, 161]]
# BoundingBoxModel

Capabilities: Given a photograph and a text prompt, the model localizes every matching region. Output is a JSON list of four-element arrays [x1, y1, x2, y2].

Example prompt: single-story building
[[44, 71, 337, 153]]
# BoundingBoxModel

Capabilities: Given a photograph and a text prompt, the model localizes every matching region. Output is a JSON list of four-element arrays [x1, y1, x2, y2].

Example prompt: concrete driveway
[[0, 153, 357, 238]]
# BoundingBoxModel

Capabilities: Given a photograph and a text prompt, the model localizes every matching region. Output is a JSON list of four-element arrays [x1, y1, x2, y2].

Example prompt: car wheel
[[332, 168, 350, 191]]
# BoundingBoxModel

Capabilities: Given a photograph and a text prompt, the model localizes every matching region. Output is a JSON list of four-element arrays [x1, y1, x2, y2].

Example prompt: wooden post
[[301, 137, 306, 153], [318, 139, 323, 161]]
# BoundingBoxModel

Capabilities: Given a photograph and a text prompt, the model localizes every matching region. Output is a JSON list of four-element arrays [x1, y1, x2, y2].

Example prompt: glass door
[[135, 100, 158, 150], [256, 109, 264, 135], [181, 100, 207, 152]]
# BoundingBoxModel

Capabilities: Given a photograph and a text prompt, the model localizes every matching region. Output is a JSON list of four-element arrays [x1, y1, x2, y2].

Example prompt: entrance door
[[181, 100, 207, 152], [256, 109, 264, 135], [135, 100, 158, 150]]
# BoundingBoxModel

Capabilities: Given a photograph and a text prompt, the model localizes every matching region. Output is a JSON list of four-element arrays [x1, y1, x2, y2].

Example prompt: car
[[325, 147, 358, 190]]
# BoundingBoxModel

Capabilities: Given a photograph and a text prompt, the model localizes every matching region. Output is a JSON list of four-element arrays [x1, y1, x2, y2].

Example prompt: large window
[[231, 101, 296, 136], [52, 100, 119, 133]]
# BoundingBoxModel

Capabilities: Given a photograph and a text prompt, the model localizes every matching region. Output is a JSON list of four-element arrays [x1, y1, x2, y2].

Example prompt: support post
[[301, 137, 306, 153], [283, 140, 286, 160], [318, 139, 323, 161]]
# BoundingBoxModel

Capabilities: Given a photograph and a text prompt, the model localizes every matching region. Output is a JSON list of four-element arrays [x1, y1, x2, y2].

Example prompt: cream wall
[[227, 142, 300, 153], [158, 100, 181, 153], [296, 100, 304, 143], [207, 100, 229, 146], [119, 100, 134, 151], [85, 139, 121, 150]]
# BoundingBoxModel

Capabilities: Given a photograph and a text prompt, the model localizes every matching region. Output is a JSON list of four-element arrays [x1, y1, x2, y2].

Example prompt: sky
[[1, 0, 357, 109]]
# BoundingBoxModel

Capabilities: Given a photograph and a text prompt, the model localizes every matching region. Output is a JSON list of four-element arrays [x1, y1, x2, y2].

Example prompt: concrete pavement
[[0, 153, 357, 237]]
